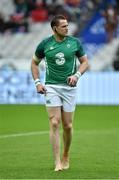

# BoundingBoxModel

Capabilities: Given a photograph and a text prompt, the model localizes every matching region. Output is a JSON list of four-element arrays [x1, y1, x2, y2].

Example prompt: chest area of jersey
[[44, 41, 76, 65]]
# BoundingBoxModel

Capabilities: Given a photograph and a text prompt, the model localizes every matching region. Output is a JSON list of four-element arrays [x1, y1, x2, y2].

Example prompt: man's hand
[[36, 84, 47, 94], [67, 75, 78, 87]]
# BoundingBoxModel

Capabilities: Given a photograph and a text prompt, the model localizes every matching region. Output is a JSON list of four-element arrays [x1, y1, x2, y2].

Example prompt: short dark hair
[[50, 15, 67, 29]]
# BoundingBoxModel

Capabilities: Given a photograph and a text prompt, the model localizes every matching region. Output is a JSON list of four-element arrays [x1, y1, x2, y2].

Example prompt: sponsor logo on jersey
[[55, 52, 65, 65], [50, 47, 54, 50]]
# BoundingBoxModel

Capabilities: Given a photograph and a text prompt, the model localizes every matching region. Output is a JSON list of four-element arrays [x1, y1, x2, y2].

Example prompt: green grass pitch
[[0, 105, 119, 179]]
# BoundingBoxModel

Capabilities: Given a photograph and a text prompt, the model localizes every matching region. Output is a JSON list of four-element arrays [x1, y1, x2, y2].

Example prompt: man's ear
[[53, 26, 57, 32]]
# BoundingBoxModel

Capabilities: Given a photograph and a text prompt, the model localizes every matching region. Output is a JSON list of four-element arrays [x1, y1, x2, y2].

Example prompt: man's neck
[[54, 34, 66, 42]]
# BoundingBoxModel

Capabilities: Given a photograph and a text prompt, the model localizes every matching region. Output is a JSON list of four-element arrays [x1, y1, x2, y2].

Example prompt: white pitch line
[[0, 129, 118, 140], [0, 131, 49, 139]]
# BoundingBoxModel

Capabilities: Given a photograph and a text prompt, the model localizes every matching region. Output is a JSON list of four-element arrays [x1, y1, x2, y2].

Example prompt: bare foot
[[61, 156, 69, 170], [54, 163, 62, 171]]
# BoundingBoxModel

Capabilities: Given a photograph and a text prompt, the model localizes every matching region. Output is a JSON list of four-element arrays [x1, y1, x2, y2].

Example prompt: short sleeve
[[35, 40, 45, 59], [76, 39, 85, 58]]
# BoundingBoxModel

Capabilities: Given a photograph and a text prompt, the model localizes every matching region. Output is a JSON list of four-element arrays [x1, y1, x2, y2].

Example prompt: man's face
[[55, 19, 68, 37]]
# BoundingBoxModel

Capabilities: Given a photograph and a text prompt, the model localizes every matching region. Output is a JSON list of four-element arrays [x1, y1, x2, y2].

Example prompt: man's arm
[[31, 58, 40, 80], [31, 58, 46, 94], [68, 55, 89, 87], [78, 55, 89, 75]]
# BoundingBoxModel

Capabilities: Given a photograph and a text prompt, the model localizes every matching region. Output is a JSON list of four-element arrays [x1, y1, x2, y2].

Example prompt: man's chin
[[62, 34, 68, 37]]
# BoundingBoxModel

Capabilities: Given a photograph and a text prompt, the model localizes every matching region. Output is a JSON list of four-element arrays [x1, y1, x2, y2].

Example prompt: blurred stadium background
[[0, 0, 119, 179], [0, 0, 119, 104]]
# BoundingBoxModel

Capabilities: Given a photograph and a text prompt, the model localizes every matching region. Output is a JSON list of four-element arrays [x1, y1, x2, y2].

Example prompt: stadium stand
[[0, 0, 119, 71], [89, 37, 119, 71], [0, 22, 77, 70], [113, 45, 119, 70], [0, 0, 119, 105], [0, 0, 15, 21]]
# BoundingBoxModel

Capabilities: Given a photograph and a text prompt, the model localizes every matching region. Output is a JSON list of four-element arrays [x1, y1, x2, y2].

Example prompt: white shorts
[[45, 84, 77, 112]]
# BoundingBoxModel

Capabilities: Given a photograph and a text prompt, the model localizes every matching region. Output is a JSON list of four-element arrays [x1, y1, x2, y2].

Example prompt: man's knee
[[63, 123, 73, 131], [50, 115, 60, 129]]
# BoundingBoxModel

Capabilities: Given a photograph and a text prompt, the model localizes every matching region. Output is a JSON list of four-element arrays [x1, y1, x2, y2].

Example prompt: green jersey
[[34, 35, 85, 85]]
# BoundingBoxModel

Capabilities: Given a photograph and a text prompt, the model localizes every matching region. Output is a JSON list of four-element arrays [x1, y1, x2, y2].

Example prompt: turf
[[0, 105, 119, 179]]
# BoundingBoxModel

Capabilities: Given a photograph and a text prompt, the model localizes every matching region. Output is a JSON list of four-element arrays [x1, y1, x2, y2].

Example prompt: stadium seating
[[30, 9, 48, 22], [0, 0, 119, 72], [0, 0, 15, 20], [89, 38, 119, 71], [0, 22, 77, 70]]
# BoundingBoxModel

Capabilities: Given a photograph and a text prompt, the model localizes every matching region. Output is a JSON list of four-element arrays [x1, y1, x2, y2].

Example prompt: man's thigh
[[45, 85, 77, 112], [61, 88, 77, 112], [61, 110, 74, 127], [45, 85, 62, 107], [46, 107, 62, 126]]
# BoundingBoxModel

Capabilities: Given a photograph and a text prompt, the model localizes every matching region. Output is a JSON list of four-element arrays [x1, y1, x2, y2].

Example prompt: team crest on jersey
[[55, 52, 65, 65], [67, 44, 70, 48]]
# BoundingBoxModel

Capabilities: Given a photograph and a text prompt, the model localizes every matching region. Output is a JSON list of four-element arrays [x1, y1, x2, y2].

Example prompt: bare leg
[[61, 110, 74, 169], [46, 107, 62, 171]]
